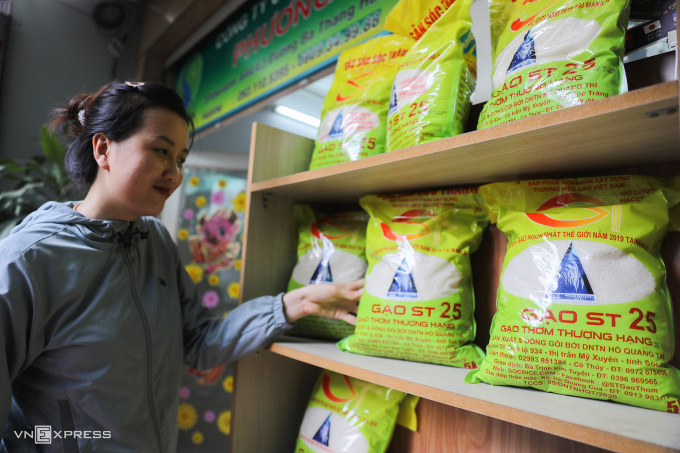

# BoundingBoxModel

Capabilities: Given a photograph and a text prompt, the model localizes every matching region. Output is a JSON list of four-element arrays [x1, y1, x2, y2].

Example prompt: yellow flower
[[232, 193, 247, 212], [208, 274, 220, 286], [185, 264, 204, 284], [217, 411, 231, 435], [189, 176, 200, 186], [222, 376, 234, 393], [218, 179, 227, 188], [178, 229, 189, 241], [233, 259, 242, 271], [195, 196, 207, 208], [227, 282, 240, 299], [192, 432, 204, 445], [178, 403, 198, 431]]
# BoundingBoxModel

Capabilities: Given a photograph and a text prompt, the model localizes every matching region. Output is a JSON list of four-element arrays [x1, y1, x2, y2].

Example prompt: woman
[[0, 81, 362, 452]]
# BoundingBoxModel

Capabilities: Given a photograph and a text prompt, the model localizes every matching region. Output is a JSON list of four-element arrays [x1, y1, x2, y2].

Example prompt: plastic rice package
[[308, 35, 413, 170], [385, 0, 477, 152], [466, 175, 680, 413], [295, 370, 416, 453], [287, 205, 369, 340], [384, 0, 465, 40], [477, 0, 630, 129], [338, 189, 488, 368]]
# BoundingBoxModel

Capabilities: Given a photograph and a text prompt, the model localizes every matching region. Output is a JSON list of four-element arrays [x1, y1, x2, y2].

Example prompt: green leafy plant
[[0, 126, 78, 238]]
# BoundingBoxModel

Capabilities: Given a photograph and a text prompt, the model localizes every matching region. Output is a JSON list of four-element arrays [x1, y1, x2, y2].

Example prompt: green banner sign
[[175, 0, 400, 132]]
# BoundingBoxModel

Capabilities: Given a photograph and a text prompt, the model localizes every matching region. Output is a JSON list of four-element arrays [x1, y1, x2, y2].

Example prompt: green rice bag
[[338, 189, 488, 368], [477, 0, 630, 129], [385, 0, 476, 152], [308, 35, 413, 170], [287, 205, 368, 340], [385, 0, 464, 40], [295, 370, 409, 453], [467, 175, 680, 413]]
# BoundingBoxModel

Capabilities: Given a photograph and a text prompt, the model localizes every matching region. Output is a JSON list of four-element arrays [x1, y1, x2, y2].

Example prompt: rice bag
[[287, 205, 369, 340], [386, 0, 477, 152], [338, 189, 488, 368], [308, 35, 413, 170], [384, 0, 463, 40], [294, 370, 410, 453], [477, 0, 630, 129], [467, 175, 680, 413]]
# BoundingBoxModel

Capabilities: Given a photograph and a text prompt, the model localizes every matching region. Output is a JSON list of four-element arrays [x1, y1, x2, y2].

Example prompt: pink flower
[[180, 387, 190, 399], [211, 191, 225, 205], [183, 209, 194, 220], [202, 290, 219, 308], [204, 411, 216, 423]]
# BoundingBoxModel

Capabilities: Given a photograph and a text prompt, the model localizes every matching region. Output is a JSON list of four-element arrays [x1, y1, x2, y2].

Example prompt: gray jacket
[[0, 201, 291, 452]]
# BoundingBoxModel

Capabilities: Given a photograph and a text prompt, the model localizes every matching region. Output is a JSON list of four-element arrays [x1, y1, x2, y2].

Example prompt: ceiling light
[[274, 105, 320, 128]]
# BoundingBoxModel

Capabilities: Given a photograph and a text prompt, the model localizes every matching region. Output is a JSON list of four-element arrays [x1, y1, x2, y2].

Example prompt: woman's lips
[[154, 185, 172, 198]]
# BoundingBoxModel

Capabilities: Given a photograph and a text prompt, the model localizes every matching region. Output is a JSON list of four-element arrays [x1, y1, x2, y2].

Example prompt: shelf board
[[251, 82, 679, 202], [268, 338, 680, 453]]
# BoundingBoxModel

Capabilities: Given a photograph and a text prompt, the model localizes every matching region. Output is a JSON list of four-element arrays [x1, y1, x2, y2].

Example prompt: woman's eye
[[178, 157, 186, 165], [155, 148, 168, 156]]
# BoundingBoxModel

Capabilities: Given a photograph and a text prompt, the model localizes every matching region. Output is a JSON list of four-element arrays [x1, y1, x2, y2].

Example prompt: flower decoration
[[189, 176, 200, 186], [222, 376, 234, 393], [208, 274, 220, 287], [178, 229, 189, 241], [227, 282, 240, 299], [185, 264, 204, 284], [218, 179, 227, 188], [233, 259, 242, 271], [211, 191, 225, 205], [217, 411, 231, 435], [232, 192, 247, 212], [183, 209, 194, 220], [202, 290, 219, 308], [204, 411, 216, 423], [195, 196, 207, 208], [178, 403, 198, 431], [179, 387, 190, 399], [191, 432, 204, 445]]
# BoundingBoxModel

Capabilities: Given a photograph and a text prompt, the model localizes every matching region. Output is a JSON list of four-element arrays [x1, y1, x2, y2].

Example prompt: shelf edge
[[268, 341, 679, 453]]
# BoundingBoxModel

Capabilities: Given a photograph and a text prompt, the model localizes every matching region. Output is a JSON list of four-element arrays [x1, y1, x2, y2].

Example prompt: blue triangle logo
[[551, 243, 596, 302], [387, 258, 418, 298], [389, 82, 398, 115], [328, 112, 344, 139], [508, 30, 536, 73], [310, 257, 333, 284], [313, 414, 331, 446]]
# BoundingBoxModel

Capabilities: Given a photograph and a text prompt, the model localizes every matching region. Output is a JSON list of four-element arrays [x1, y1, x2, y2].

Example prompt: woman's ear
[[92, 133, 111, 170]]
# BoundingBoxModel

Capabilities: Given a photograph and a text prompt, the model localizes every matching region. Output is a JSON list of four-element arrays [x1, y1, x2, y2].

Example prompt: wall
[[0, 0, 117, 161]]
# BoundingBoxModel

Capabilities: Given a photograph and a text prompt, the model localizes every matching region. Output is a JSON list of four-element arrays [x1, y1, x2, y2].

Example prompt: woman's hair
[[49, 81, 194, 188]]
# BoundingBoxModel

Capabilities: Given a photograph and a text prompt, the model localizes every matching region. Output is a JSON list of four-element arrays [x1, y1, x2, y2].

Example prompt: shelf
[[250, 82, 679, 202], [268, 338, 679, 453], [237, 77, 680, 453]]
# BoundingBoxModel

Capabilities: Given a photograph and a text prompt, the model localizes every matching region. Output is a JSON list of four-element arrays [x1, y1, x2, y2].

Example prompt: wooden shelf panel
[[268, 338, 680, 453], [250, 82, 679, 202]]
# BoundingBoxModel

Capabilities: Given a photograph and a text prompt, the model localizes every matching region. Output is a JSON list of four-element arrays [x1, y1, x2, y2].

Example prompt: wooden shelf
[[249, 82, 679, 202], [268, 338, 680, 453], [235, 78, 680, 453]]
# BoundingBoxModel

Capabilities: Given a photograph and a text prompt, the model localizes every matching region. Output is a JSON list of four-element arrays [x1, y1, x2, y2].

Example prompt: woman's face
[[94, 107, 190, 221]]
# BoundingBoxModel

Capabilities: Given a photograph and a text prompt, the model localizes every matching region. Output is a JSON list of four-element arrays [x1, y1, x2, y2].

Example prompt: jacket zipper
[[122, 246, 164, 451]]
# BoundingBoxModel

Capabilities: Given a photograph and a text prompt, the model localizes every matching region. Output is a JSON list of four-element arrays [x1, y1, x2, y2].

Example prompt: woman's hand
[[282, 279, 364, 325]]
